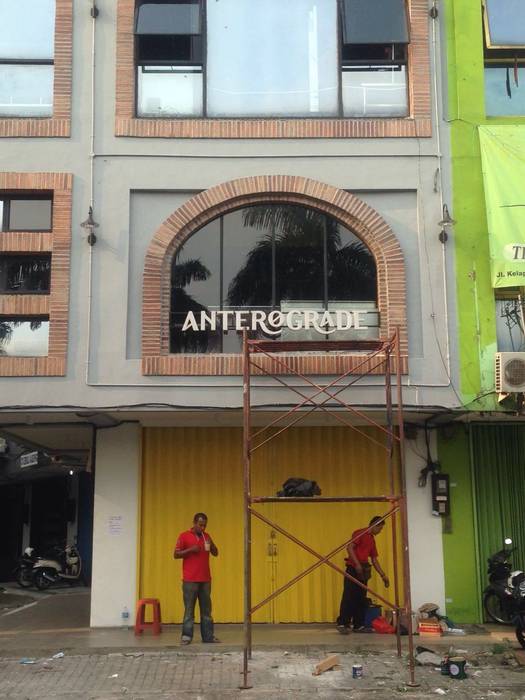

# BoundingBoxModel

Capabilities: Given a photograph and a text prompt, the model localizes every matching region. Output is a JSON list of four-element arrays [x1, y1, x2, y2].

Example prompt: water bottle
[[121, 606, 129, 630]]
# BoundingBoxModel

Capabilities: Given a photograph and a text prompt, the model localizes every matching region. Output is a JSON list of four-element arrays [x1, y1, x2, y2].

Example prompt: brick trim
[[0, 0, 72, 138], [142, 176, 408, 376], [0, 172, 72, 376], [115, 0, 431, 139]]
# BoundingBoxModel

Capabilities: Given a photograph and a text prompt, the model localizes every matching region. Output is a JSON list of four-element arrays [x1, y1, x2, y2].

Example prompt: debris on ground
[[501, 651, 520, 668], [433, 689, 447, 696], [19, 658, 36, 665], [415, 646, 443, 666], [51, 652, 64, 659], [312, 653, 340, 675]]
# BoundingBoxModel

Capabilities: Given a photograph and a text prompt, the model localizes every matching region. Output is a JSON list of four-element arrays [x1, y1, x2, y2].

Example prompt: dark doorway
[[31, 477, 68, 554], [0, 484, 25, 580]]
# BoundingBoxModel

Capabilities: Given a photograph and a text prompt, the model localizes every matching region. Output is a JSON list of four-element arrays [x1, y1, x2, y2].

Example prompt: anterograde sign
[[182, 309, 371, 336]]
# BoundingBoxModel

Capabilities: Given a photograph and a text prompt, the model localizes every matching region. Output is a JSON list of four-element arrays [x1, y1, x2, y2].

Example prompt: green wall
[[438, 426, 481, 623], [442, 0, 525, 622]]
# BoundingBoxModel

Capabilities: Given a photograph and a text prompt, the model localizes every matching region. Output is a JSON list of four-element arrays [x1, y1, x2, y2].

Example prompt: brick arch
[[142, 176, 407, 375]]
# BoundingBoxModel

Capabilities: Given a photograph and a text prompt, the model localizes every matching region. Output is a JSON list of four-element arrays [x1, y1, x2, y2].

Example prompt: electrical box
[[431, 473, 450, 516]]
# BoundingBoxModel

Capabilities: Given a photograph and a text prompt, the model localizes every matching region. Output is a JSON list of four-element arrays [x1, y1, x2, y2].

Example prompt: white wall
[[90, 423, 141, 627], [405, 431, 446, 613]]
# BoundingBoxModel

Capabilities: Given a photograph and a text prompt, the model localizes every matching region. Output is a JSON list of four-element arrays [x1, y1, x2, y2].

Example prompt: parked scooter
[[13, 547, 37, 588], [31, 544, 83, 590], [483, 538, 525, 625]]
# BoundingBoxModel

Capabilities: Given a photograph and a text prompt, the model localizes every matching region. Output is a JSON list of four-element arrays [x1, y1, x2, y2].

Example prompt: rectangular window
[[207, 0, 338, 117], [495, 289, 525, 352], [341, 0, 409, 117], [134, 0, 410, 119], [0, 0, 55, 117], [483, 0, 525, 116], [136, 1, 203, 117], [0, 317, 49, 356], [0, 195, 53, 232], [0, 255, 51, 293]]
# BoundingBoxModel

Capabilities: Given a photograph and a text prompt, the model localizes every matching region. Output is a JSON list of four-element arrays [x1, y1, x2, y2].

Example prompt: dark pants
[[182, 581, 214, 641], [337, 565, 370, 629]]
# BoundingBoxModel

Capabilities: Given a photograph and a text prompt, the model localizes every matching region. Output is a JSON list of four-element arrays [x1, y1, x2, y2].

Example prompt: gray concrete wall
[[0, 2, 459, 414]]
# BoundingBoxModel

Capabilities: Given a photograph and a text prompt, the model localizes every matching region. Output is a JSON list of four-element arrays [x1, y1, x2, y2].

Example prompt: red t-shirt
[[176, 530, 212, 582], [345, 528, 378, 565]]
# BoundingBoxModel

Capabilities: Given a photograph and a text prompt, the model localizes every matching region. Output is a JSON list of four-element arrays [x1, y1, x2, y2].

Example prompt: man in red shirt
[[174, 512, 219, 645], [336, 515, 390, 633]]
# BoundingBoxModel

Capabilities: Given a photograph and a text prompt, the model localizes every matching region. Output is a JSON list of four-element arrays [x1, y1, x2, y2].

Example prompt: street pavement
[[1, 647, 525, 699], [1, 587, 525, 698]]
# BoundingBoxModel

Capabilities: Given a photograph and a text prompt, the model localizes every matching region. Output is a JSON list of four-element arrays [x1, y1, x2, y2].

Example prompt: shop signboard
[[480, 126, 525, 288]]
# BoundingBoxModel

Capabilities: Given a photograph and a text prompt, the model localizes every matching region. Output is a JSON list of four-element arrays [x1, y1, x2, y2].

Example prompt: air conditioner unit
[[495, 352, 525, 393]]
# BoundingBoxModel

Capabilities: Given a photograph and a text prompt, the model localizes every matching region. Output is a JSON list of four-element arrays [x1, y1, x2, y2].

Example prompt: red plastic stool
[[135, 598, 162, 636]]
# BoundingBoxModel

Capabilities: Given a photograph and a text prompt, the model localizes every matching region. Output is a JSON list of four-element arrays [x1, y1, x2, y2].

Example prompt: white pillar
[[90, 423, 141, 627], [405, 432, 446, 612]]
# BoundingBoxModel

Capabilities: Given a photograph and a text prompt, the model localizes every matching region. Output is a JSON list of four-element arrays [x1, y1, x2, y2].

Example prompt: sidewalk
[[1, 587, 525, 698]]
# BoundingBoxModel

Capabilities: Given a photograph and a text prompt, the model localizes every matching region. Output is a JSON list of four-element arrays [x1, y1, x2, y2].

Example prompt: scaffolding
[[241, 328, 417, 689]]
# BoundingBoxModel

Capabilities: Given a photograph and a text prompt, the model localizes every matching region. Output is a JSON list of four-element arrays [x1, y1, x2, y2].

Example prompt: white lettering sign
[[181, 309, 371, 334]]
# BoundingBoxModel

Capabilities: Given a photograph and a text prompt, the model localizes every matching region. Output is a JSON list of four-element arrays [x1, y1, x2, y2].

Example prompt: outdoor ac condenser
[[495, 352, 525, 393]]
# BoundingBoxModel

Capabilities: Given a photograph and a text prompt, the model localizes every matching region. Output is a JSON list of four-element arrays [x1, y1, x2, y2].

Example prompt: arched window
[[170, 204, 377, 353]]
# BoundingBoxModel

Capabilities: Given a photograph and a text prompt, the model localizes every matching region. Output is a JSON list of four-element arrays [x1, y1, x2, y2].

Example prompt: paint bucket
[[352, 664, 363, 679], [448, 657, 467, 680]]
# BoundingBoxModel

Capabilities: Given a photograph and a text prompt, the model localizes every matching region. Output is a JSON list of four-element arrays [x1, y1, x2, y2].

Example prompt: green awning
[[479, 126, 525, 288]]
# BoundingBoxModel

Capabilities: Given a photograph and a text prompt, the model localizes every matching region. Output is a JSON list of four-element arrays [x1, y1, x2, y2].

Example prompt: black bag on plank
[[277, 478, 321, 498]]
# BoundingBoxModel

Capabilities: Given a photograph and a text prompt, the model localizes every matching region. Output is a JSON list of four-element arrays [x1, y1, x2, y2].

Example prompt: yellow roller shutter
[[140, 426, 402, 624]]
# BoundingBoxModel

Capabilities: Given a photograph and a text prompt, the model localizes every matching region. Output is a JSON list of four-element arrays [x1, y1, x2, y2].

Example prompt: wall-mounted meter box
[[431, 473, 450, 516]]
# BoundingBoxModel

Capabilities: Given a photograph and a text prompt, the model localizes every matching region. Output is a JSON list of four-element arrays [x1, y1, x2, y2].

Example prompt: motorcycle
[[31, 544, 83, 590], [13, 547, 37, 588], [483, 538, 525, 626]]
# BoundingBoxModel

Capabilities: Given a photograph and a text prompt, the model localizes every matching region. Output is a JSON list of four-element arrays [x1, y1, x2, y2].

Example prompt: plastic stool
[[135, 598, 162, 635]]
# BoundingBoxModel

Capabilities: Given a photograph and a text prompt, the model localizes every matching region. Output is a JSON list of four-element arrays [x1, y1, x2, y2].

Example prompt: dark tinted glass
[[170, 204, 378, 353], [327, 225, 376, 300], [0, 254, 51, 293], [342, 0, 408, 45], [170, 218, 221, 353], [273, 205, 325, 304], [137, 34, 202, 62], [342, 43, 406, 63], [0, 318, 49, 357], [136, 2, 201, 35], [6, 199, 52, 231]]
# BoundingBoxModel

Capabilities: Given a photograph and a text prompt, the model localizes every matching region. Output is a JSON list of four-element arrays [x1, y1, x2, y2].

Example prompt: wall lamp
[[438, 204, 456, 243], [80, 207, 100, 246]]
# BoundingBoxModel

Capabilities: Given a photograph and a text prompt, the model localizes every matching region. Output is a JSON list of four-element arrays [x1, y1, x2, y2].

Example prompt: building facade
[[440, 0, 525, 623], [0, 0, 458, 626]]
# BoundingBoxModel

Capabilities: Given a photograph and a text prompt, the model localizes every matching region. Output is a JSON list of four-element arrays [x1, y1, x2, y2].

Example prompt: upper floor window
[[483, 0, 525, 116], [170, 204, 378, 353], [0, 0, 55, 117], [0, 255, 51, 294], [135, 0, 409, 119], [0, 317, 49, 356], [0, 194, 53, 232], [495, 288, 525, 352]]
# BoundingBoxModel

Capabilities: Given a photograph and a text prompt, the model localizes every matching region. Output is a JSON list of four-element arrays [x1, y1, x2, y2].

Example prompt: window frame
[[0, 253, 52, 295], [169, 205, 379, 354], [116, 0, 431, 138], [0, 193, 53, 233], [0, 172, 72, 377], [133, 0, 409, 120], [0, 0, 72, 138]]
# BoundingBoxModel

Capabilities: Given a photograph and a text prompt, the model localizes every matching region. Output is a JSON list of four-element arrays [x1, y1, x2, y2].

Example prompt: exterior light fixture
[[80, 206, 99, 246], [438, 204, 456, 244], [438, 204, 456, 228]]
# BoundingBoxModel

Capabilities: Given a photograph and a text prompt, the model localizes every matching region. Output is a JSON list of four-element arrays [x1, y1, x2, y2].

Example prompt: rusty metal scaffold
[[241, 328, 418, 689]]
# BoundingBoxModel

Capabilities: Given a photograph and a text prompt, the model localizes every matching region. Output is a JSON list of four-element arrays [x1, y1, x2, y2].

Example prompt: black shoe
[[336, 624, 350, 635]]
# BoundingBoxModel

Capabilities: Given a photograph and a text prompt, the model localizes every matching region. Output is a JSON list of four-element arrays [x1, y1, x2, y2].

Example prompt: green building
[[441, 0, 525, 622]]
